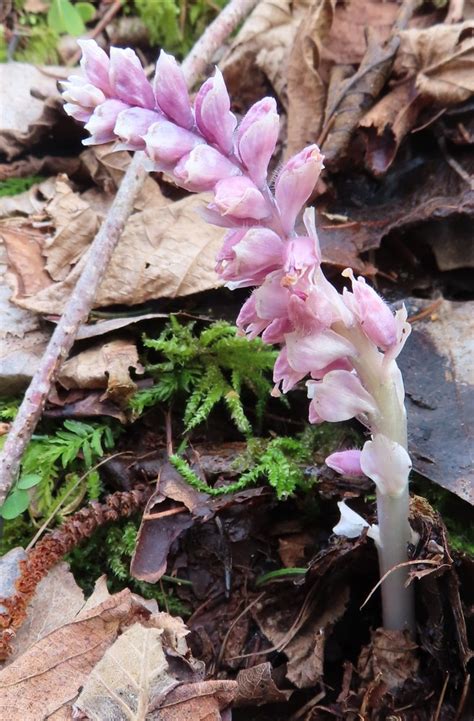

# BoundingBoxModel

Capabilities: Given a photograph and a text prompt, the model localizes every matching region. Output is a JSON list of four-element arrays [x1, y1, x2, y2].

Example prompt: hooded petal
[[286, 329, 356, 374], [174, 145, 240, 191], [115, 107, 162, 150], [237, 97, 279, 187], [273, 346, 306, 393], [275, 145, 324, 235], [83, 99, 129, 145], [78, 39, 112, 95], [360, 434, 412, 497], [195, 68, 237, 154], [109, 47, 155, 108], [144, 119, 203, 165], [307, 370, 377, 423], [342, 269, 398, 350], [333, 500, 369, 538], [211, 176, 270, 220]]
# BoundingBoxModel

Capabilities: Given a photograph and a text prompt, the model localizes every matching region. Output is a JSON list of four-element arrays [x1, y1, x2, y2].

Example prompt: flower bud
[[61, 76, 105, 109], [83, 99, 129, 145], [173, 145, 240, 191], [195, 68, 237, 154], [211, 176, 270, 220], [144, 119, 203, 167], [216, 227, 284, 288], [307, 370, 377, 423], [325, 449, 362, 476], [237, 97, 279, 187], [275, 145, 324, 235], [360, 434, 412, 497], [78, 39, 112, 95], [115, 108, 162, 150], [153, 50, 193, 129], [342, 269, 397, 350], [109, 47, 155, 109]]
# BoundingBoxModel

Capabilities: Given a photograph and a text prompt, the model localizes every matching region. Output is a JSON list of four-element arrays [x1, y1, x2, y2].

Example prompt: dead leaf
[[286, 0, 401, 155], [0, 588, 147, 720], [8, 183, 224, 315], [0, 64, 69, 161], [6, 563, 85, 665], [234, 662, 292, 706], [131, 462, 211, 584], [359, 81, 427, 175], [152, 680, 237, 721], [395, 21, 474, 105], [221, 0, 310, 109], [75, 313, 167, 341], [0, 155, 81, 183], [1, 223, 52, 297], [399, 299, 474, 504], [357, 628, 419, 691], [0, 178, 57, 218], [57, 338, 143, 405], [286, 0, 334, 155]]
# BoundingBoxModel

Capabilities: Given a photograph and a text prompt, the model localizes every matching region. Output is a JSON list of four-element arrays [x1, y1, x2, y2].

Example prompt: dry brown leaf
[[234, 662, 292, 706], [0, 588, 145, 720], [0, 548, 27, 614], [395, 21, 474, 105], [0, 64, 69, 160], [357, 628, 419, 690], [286, 0, 401, 155], [155, 680, 237, 721], [57, 338, 143, 405], [74, 623, 173, 720], [221, 0, 310, 108], [10, 188, 224, 315], [286, 0, 335, 155], [0, 178, 57, 219], [6, 563, 85, 665]]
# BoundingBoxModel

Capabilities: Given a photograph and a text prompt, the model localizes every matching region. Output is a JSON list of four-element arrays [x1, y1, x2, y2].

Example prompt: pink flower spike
[[361, 434, 412, 497], [144, 119, 203, 166], [109, 47, 155, 109], [153, 50, 193, 129], [174, 145, 240, 191], [275, 145, 324, 235], [307, 370, 377, 423], [285, 329, 356, 374], [326, 450, 363, 476], [342, 269, 398, 350], [216, 227, 284, 288], [83, 99, 129, 145], [115, 108, 162, 150], [211, 176, 270, 220], [273, 346, 306, 393], [237, 97, 279, 187], [78, 39, 112, 95], [195, 68, 237, 154]]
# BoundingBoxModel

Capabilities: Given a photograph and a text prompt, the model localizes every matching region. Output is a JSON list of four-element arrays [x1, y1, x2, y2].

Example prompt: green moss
[[0, 177, 45, 197]]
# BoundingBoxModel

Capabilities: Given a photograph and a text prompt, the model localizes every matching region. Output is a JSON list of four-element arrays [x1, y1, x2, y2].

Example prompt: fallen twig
[[0, 0, 260, 507]]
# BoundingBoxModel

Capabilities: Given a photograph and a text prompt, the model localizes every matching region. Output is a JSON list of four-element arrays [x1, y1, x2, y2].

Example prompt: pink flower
[[307, 370, 377, 423], [115, 108, 162, 150], [83, 99, 129, 145], [211, 176, 270, 221], [342, 269, 398, 350], [216, 227, 284, 288], [325, 449, 362, 476], [174, 145, 240, 191], [144, 119, 203, 167], [78, 39, 112, 95], [109, 47, 155, 109], [273, 346, 306, 393], [237, 272, 291, 341], [153, 51, 194, 129], [61, 76, 105, 111], [360, 434, 412, 497], [237, 97, 279, 187], [275, 145, 324, 235], [195, 68, 237, 154], [285, 329, 356, 375]]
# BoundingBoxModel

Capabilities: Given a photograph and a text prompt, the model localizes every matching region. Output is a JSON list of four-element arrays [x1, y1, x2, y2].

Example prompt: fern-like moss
[[131, 317, 277, 436]]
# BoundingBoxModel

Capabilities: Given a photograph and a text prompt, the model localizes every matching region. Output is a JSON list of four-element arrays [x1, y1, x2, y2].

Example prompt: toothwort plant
[[63, 40, 415, 633]]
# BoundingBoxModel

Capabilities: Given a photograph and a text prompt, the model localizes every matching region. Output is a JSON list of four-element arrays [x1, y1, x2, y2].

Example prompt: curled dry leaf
[[395, 21, 474, 105], [57, 338, 143, 406], [357, 628, 419, 691], [234, 662, 292, 706]]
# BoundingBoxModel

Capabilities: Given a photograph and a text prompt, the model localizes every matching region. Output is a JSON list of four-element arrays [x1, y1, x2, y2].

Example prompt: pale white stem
[[334, 321, 415, 633]]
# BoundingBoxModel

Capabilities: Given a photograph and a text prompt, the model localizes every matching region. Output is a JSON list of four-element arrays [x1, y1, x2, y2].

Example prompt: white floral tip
[[332, 500, 369, 538]]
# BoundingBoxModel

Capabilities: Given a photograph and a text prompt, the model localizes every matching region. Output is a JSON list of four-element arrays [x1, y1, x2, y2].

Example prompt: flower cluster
[[63, 42, 416, 631]]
